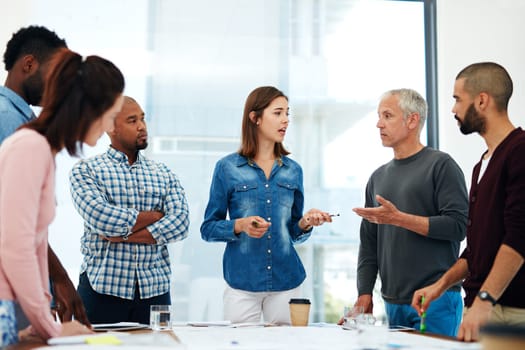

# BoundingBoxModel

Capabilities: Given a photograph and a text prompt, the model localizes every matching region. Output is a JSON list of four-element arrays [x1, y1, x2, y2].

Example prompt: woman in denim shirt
[[201, 86, 332, 325]]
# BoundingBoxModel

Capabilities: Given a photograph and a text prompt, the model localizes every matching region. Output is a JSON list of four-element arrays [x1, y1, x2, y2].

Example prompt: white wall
[[3, 1, 525, 198], [0, 1, 30, 83], [0, 0, 151, 285], [436, 0, 525, 185]]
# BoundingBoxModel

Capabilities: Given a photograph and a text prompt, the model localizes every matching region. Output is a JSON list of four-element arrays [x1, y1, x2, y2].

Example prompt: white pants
[[223, 285, 302, 325]]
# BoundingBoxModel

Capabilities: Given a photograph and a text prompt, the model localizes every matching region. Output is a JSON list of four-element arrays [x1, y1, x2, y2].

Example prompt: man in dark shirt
[[412, 62, 525, 342], [352, 89, 468, 336]]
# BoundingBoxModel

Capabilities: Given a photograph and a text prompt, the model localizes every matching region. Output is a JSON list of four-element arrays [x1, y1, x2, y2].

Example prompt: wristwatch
[[477, 290, 497, 306]]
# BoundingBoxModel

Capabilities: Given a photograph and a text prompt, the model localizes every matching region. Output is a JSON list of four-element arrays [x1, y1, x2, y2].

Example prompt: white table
[[172, 324, 482, 350], [12, 324, 483, 350]]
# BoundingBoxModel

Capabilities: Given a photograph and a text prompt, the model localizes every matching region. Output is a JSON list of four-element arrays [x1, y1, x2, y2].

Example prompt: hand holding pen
[[300, 209, 337, 231], [233, 216, 270, 238], [419, 296, 427, 333], [411, 281, 443, 332]]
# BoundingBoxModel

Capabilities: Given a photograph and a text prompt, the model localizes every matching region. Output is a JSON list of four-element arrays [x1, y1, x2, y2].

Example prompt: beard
[[21, 71, 45, 106], [455, 103, 487, 135], [136, 141, 148, 150]]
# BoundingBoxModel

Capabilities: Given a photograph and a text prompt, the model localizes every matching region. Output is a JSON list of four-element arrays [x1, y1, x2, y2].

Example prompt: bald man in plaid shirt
[[70, 97, 189, 324]]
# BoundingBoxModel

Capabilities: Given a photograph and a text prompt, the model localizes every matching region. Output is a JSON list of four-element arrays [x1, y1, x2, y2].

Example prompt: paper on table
[[47, 333, 129, 345], [230, 322, 273, 328], [388, 331, 482, 350], [46, 331, 181, 348], [92, 322, 149, 331], [178, 321, 271, 327], [389, 325, 415, 331], [173, 325, 483, 350], [186, 320, 232, 327]]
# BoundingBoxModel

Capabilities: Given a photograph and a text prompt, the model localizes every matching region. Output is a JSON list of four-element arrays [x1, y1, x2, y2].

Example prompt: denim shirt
[[201, 153, 311, 292], [0, 86, 36, 145]]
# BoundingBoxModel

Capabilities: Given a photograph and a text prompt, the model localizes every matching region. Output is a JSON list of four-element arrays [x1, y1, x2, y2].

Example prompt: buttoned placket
[[127, 163, 141, 287], [264, 178, 273, 290], [133, 166, 140, 271], [265, 162, 282, 291], [249, 160, 276, 290]]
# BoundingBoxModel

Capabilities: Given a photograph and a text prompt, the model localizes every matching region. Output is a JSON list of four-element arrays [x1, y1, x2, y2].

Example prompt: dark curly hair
[[24, 49, 125, 155], [3, 25, 67, 71]]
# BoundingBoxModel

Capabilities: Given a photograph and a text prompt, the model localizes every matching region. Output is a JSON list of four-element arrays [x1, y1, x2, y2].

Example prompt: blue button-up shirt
[[201, 153, 311, 292], [0, 86, 36, 144], [69, 147, 190, 299]]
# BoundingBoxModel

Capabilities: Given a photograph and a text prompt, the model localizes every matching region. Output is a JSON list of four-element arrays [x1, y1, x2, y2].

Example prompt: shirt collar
[[0, 86, 36, 121], [107, 145, 143, 164], [235, 153, 289, 167]]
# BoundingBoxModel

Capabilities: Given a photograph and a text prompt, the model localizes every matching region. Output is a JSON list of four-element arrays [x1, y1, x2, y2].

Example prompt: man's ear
[[477, 92, 490, 111], [21, 54, 38, 74], [407, 112, 420, 130]]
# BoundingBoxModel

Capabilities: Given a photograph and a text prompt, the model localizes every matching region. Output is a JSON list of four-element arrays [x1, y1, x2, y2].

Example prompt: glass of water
[[150, 305, 172, 331], [342, 305, 365, 329]]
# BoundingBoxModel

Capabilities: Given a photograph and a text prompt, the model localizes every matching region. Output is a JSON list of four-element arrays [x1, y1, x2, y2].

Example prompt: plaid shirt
[[69, 147, 189, 300]]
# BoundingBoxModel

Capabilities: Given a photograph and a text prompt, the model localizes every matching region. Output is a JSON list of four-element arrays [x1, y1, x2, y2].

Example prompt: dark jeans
[[77, 272, 170, 325]]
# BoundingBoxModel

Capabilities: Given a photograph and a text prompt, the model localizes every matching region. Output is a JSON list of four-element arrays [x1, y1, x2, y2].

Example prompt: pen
[[420, 296, 426, 333], [329, 213, 340, 217]]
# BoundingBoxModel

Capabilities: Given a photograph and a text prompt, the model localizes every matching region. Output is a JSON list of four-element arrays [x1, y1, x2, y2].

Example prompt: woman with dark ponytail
[[0, 48, 125, 346]]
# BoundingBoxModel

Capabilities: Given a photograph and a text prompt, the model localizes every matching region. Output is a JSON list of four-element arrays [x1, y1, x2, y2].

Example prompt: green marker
[[420, 295, 427, 333]]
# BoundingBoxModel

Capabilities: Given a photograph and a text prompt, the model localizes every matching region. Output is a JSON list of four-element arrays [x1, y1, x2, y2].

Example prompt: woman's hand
[[234, 216, 271, 238], [60, 320, 94, 337], [300, 209, 332, 231]]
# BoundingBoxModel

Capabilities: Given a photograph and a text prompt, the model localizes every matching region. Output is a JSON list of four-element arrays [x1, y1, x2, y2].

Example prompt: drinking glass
[[342, 305, 365, 329], [150, 305, 172, 331]]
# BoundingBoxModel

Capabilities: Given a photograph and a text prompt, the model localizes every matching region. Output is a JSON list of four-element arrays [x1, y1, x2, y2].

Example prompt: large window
[[2, 0, 434, 322]]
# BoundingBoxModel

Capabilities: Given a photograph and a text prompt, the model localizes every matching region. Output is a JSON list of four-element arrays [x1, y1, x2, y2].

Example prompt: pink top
[[0, 129, 61, 339]]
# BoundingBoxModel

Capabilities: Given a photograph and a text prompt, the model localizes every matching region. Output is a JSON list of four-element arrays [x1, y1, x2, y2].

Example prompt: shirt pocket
[[233, 183, 258, 210], [139, 184, 163, 209], [277, 182, 297, 208]]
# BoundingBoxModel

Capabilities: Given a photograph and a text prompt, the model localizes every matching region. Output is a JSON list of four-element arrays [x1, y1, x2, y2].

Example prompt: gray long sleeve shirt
[[357, 147, 468, 304]]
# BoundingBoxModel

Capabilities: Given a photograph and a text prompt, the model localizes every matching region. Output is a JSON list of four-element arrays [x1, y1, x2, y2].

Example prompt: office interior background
[[2, 0, 525, 323]]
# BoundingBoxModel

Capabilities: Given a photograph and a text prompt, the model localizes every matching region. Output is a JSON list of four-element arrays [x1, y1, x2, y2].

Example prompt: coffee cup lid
[[289, 298, 311, 304]]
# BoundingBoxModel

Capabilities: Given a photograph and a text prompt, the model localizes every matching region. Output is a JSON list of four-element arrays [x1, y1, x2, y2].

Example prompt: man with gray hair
[[351, 89, 468, 336]]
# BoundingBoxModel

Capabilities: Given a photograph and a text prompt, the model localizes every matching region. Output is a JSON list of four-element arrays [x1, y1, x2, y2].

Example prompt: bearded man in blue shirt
[[69, 96, 190, 324], [1, 25, 90, 331]]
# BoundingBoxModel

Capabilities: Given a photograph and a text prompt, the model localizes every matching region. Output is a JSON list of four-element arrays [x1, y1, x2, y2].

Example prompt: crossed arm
[[69, 160, 189, 246], [102, 211, 163, 244]]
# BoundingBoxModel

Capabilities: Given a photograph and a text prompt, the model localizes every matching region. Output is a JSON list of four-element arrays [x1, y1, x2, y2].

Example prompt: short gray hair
[[381, 88, 427, 131]]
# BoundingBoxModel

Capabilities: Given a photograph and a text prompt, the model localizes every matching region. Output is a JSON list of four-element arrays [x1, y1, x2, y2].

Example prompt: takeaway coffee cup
[[289, 298, 311, 326]]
